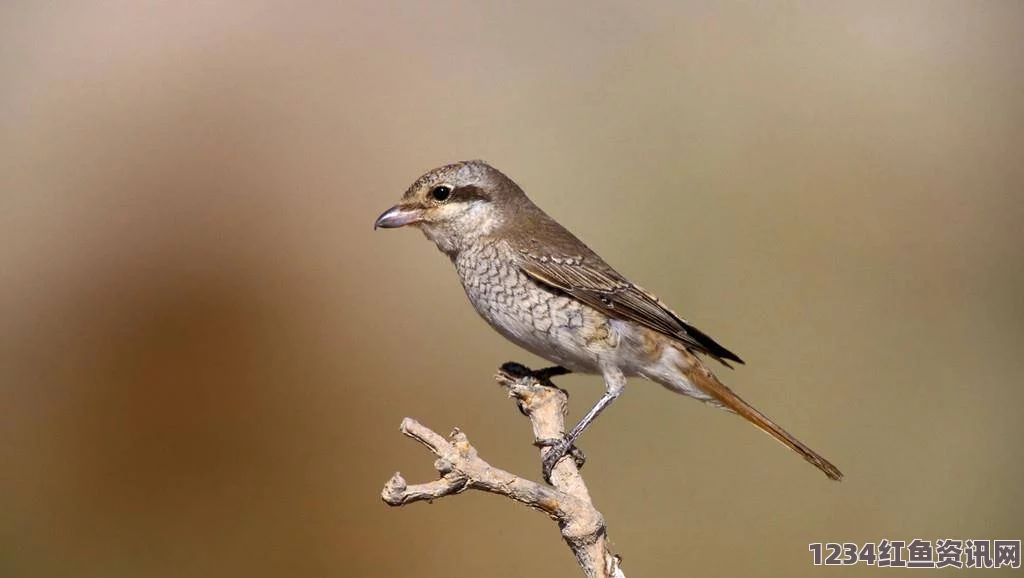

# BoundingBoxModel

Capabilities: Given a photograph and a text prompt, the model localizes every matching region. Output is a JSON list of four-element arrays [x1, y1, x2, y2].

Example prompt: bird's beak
[[374, 204, 424, 230]]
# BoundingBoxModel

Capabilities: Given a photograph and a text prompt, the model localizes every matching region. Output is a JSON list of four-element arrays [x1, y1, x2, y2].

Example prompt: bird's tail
[[677, 354, 843, 481]]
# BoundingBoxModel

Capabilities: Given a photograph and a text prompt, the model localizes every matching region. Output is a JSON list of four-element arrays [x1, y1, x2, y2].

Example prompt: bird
[[374, 160, 842, 482]]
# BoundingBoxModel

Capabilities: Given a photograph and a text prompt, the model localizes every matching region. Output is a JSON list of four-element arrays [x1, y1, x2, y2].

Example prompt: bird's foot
[[500, 362, 571, 389], [535, 437, 586, 482], [531, 365, 572, 385], [499, 361, 537, 380]]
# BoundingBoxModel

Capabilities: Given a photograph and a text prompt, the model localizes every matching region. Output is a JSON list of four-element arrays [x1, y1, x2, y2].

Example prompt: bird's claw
[[499, 362, 534, 379], [500, 363, 571, 389], [531, 366, 572, 399], [535, 437, 586, 482], [532, 365, 572, 384]]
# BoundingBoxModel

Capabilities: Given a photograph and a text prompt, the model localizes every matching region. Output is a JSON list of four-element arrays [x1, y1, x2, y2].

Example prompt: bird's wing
[[514, 247, 743, 367]]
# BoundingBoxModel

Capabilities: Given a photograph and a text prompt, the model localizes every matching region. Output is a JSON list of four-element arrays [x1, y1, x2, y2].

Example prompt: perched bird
[[374, 160, 842, 482]]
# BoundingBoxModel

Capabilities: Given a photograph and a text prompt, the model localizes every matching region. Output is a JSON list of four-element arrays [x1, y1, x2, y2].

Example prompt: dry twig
[[381, 363, 625, 578]]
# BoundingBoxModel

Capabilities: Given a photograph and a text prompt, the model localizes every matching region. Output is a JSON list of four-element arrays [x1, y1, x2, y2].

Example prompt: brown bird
[[374, 160, 842, 482]]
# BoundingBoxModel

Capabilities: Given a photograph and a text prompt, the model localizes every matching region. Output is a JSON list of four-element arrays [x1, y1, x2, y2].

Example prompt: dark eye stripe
[[451, 185, 488, 202]]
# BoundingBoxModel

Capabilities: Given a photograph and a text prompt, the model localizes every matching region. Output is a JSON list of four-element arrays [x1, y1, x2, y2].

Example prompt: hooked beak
[[374, 204, 424, 230]]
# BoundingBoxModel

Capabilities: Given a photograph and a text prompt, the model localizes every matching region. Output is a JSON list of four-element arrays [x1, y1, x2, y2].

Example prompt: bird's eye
[[430, 185, 452, 202]]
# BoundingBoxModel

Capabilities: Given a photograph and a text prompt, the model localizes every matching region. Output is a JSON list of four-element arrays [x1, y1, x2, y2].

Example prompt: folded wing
[[514, 248, 743, 367]]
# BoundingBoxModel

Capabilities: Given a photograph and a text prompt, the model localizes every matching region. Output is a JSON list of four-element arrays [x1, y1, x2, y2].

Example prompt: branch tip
[[383, 363, 623, 578]]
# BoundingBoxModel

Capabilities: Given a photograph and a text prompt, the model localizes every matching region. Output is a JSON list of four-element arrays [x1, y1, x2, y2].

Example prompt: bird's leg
[[539, 368, 625, 482], [537, 396, 613, 481]]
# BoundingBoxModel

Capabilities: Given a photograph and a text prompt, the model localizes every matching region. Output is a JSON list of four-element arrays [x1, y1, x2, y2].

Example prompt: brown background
[[1, 1, 1022, 576]]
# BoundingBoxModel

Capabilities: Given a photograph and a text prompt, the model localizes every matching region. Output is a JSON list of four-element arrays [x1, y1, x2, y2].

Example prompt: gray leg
[[540, 367, 626, 481]]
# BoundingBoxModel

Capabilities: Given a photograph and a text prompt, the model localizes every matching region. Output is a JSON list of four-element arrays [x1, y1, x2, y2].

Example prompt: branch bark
[[381, 363, 625, 578]]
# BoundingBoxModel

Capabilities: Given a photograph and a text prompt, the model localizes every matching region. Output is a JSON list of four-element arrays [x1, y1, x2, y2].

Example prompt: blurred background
[[1, 1, 1022, 576]]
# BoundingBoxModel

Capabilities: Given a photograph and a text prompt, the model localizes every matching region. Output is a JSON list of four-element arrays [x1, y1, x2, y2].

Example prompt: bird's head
[[374, 160, 528, 255]]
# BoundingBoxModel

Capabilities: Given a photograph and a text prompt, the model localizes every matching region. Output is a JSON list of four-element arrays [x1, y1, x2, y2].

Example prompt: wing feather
[[515, 249, 743, 366]]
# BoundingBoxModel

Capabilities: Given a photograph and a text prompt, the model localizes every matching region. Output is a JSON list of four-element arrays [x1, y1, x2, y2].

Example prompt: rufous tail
[[679, 356, 843, 481]]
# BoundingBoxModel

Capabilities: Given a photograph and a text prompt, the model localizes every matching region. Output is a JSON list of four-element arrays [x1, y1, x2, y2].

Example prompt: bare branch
[[381, 364, 625, 578]]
